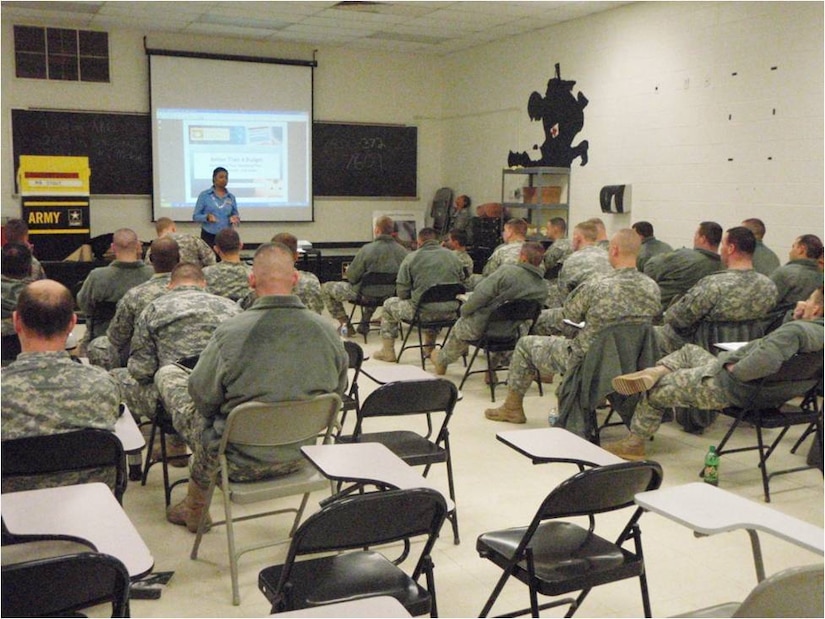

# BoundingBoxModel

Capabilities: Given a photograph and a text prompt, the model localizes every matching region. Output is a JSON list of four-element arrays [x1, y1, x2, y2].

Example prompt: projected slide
[[149, 53, 314, 222]]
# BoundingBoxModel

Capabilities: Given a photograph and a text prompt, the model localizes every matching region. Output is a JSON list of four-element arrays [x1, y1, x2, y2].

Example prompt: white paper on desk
[[715, 342, 747, 351], [563, 319, 585, 329]]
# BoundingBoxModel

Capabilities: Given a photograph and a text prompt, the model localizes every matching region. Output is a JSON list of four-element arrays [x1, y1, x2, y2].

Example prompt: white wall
[[441, 1, 824, 254], [1, 25, 446, 244], [3, 2, 823, 254]]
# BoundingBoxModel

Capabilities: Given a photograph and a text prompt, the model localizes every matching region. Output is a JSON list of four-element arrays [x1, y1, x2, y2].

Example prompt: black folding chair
[[347, 271, 398, 342], [258, 488, 448, 617], [477, 461, 664, 618], [397, 283, 465, 369], [338, 340, 365, 436]]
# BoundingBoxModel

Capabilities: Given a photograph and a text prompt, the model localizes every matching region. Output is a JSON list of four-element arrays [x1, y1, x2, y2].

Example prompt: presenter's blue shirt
[[193, 186, 238, 235]]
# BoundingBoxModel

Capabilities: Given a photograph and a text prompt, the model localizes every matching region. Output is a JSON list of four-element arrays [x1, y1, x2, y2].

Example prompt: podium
[[17, 156, 91, 261]]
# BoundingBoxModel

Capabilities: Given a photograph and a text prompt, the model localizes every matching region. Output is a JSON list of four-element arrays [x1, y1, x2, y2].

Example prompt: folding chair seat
[[712, 350, 824, 502], [397, 283, 465, 369], [338, 340, 365, 435], [477, 460, 664, 618], [458, 299, 542, 402], [1, 551, 131, 617], [337, 378, 461, 544], [1, 428, 127, 503], [258, 487, 448, 617], [347, 271, 398, 342], [190, 393, 341, 605], [676, 318, 766, 434]]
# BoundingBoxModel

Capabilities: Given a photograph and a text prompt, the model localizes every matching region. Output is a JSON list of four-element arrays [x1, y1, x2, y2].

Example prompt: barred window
[[14, 25, 109, 83]]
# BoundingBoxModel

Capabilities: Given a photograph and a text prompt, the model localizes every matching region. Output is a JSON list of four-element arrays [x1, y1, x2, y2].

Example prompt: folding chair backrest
[[762, 350, 823, 385], [537, 461, 663, 520], [484, 299, 542, 339], [358, 379, 458, 420], [1, 428, 127, 502], [358, 271, 398, 300], [1, 551, 131, 617], [693, 318, 764, 353], [733, 563, 824, 618], [343, 340, 364, 373], [88, 301, 119, 339], [220, 394, 342, 450], [418, 282, 466, 306]]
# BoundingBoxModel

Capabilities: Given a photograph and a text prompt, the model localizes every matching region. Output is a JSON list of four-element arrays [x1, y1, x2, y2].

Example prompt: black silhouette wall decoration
[[507, 63, 589, 168]]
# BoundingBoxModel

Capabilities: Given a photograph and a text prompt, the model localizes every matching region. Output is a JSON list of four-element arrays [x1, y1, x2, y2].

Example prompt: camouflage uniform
[[321, 234, 408, 321], [87, 274, 171, 369], [752, 240, 781, 277], [435, 261, 547, 366], [637, 237, 673, 272], [203, 260, 252, 301], [507, 268, 661, 394], [1, 351, 121, 492], [543, 238, 573, 273], [630, 318, 824, 438], [77, 260, 154, 340], [465, 241, 530, 290], [155, 294, 347, 486], [656, 269, 778, 354], [770, 259, 822, 306], [454, 249, 475, 281], [449, 207, 472, 235], [1, 275, 28, 337], [112, 285, 241, 420], [644, 247, 722, 310], [551, 245, 611, 307], [237, 270, 325, 315], [146, 232, 216, 268], [30, 256, 46, 280], [380, 240, 464, 340]]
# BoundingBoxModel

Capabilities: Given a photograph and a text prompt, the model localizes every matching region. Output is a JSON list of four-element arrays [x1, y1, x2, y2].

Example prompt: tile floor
[[113, 322, 823, 618]]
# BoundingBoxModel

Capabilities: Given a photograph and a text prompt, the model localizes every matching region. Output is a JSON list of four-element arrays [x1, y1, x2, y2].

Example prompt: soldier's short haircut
[[113, 228, 139, 251], [811, 286, 824, 309], [155, 217, 175, 235], [17, 281, 74, 337], [253, 242, 295, 287], [741, 218, 766, 240], [587, 217, 605, 228], [612, 228, 642, 256], [725, 226, 756, 255], [4, 218, 29, 243], [375, 216, 394, 236], [506, 218, 528, 237], [270, 232, 298, 256], [170, 262, 205, 285], [797, 234, 824, 260], [2, 243, 32, 279], [215, 227, 241, 253], [520, 241, 545, 267], [448, 229, 469, 247], [549, 217, 567, 234], [698, 221, 723, 247], [632, 221, 654, 239], [574, 221, 599, 242], [149, 237, 180, 272], [418, 227, 437, 243]]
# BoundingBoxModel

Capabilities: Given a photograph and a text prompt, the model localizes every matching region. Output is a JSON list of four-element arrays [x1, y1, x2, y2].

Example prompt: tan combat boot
[[601, 433, 647, 461], [372, 338, 397, 362], [422, 331, 437, 357], [429, 349, 447, 375], [484, 390, 526, 424], [611, 365, 671, 396], [167, 480, 212, 533]]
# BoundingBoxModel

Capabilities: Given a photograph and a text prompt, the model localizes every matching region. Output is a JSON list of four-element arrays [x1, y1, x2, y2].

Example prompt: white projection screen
[[149, 52, 314, 222]]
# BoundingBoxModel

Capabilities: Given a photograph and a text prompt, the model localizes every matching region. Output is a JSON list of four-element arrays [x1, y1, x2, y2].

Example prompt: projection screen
[[148, 52, 314, 222]]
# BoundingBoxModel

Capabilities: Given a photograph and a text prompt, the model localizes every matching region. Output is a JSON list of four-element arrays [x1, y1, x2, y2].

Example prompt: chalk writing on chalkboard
[[12, 109, 152, 195], [313, 123, 417, 198]]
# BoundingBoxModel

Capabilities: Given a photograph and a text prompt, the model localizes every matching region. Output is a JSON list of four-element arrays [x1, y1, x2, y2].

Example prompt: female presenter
[[192, 166, 240, 246]]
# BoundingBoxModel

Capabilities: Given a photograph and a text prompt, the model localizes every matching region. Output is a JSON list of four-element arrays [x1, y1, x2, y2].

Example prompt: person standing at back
[[321, 215, 408, 336], [192, 166, 240, 247], [742, 217, 780, 276]]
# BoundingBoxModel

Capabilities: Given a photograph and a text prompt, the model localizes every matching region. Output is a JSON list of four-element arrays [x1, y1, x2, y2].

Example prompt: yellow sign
[[18, 155, 91, 196]]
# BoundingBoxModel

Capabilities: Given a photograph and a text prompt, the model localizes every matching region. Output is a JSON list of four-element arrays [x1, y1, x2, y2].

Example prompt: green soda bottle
[[703, 445, 719, 486]]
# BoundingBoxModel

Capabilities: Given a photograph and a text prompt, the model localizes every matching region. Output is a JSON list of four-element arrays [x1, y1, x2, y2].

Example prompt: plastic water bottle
[[339, 324, 348, 339], [703, 445, 719, 486], [548, 407, 559, 427]]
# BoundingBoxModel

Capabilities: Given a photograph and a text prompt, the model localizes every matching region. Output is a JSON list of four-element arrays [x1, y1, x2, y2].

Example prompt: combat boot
[[422, 331, 437, 357], [484, 391, 526, 424], [601, 432, 646, 461], [372, 338, 397, 362], [167, 480, 212, 533], [612, 365, 671, 395], [429, 349, 447, 375]]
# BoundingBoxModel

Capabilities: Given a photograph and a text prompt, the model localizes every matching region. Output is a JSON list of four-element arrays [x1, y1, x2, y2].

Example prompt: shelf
[[503, 202, 569, 210], [502, 166, 571, 176]]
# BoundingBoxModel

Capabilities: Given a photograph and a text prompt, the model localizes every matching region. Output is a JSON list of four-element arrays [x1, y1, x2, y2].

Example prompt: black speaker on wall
[[599, 185, 631, 213]]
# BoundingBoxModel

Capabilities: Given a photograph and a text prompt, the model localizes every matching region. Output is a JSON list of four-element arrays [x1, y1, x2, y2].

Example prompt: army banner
[[18, 155, 91, 260]]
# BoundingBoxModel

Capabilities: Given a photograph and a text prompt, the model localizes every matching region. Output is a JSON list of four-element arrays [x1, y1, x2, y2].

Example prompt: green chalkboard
[[313, 122, 417, 198], [12, 109, 152, 195]]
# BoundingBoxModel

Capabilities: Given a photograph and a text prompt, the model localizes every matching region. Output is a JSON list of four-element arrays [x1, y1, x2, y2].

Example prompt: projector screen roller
[[149, 52, 314, 222]]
